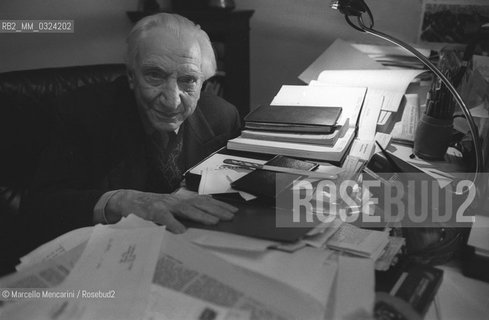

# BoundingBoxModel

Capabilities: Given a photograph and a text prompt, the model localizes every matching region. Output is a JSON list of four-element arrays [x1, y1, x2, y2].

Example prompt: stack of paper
[[1, 216, 332, 320]]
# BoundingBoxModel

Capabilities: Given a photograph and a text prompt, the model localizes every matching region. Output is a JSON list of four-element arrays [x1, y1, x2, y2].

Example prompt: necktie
[[145, 130, 184, 193]]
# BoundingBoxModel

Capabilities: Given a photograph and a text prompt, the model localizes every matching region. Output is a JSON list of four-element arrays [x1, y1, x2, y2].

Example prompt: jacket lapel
[[184, 107, 224, 169]]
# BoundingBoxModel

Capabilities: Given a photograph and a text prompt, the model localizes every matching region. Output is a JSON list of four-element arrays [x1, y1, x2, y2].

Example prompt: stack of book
[[227, 85, 367, 163]]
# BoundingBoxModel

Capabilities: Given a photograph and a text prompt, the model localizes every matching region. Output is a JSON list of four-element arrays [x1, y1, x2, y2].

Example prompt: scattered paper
[[388, 143, 455, 188], [3, 225, 164, 320], [390, 93, 420, 144], [17, 226, 93, 271], [327, 223, 389, 259], [153, 232, 326, 320], [317, 69, 426, 112], [375, 237, 406, 271]]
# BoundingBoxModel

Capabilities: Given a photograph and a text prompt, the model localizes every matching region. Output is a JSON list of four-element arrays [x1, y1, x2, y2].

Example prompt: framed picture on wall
[[418, 0, 489, 44]]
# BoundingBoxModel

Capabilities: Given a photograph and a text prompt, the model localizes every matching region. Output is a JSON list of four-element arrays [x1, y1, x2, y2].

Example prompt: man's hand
[[105, 190, 237, 233]]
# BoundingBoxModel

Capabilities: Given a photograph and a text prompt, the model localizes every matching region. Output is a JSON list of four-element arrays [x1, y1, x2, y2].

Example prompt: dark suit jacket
[[20, 77, 241, 246]]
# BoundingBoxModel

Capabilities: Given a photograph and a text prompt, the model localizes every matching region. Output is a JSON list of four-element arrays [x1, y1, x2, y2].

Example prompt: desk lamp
[[330, 0, 483, 193]]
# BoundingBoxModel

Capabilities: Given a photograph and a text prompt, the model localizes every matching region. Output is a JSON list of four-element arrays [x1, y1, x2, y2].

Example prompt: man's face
[[129, 28, 204, 133]]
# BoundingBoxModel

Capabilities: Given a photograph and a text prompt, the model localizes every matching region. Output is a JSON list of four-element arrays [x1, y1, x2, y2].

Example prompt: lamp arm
[[357, 17, 483, 188]]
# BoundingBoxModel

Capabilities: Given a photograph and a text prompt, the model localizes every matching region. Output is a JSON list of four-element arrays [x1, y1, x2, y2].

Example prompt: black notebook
[[231, 155, 318, 199], [244, 105, 342, 134]]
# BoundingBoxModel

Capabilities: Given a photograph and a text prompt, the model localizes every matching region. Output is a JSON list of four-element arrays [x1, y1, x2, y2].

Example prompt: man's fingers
[[171, 201, 219, 225], [158, 213, 186, 234], [194, 196, 238, 218], [192, 200, 236, 220]]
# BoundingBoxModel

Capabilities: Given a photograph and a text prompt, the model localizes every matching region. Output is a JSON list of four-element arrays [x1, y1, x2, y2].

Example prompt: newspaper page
[[153, 231, 326, 320], [1, 225, 164, 320]]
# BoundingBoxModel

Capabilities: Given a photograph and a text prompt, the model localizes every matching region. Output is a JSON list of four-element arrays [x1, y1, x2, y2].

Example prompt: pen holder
[[413, 114, 453, 160]]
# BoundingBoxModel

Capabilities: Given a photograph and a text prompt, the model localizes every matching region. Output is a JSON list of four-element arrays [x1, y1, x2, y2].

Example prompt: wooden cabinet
[[127, 10, 254, 118]]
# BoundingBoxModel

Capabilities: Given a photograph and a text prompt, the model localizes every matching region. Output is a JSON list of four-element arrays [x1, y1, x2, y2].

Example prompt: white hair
[[126, 13, 216, 80]]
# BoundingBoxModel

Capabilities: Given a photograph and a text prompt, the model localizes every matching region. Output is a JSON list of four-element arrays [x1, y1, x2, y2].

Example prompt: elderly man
[[21, 13, 241, 244]]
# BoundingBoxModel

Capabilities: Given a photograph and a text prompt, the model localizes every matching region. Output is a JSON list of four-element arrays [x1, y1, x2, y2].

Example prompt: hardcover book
[[244, 105, 342, 134]]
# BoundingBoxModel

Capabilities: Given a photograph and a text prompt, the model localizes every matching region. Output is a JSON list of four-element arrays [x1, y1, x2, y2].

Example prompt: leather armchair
[[0, 64, 126, 216], [0, 64, 126, 275]]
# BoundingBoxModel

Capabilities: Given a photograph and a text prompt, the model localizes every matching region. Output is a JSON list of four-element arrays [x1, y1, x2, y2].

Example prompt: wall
[[0, 0, 423, 107], [236, 0, 423, 107], [0, 0, 136, 72]]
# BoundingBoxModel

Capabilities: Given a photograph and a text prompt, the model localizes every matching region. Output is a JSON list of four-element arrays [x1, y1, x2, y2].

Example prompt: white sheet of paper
[[210, 246, 337, 309], [334, 256, 375, 319], [298, 38, 385, 84], [60, 225, 164, 320], [154, 232, 326, 320], [374, 132, 392, 153], [350, 140, 375, 161], [317, 69, 425, 112], [143, 284, 250, 320], [391, 93, 420, 143], [358, 93, 384, 140], [198, 167, 249, 195], [182, 228, 278, 252]]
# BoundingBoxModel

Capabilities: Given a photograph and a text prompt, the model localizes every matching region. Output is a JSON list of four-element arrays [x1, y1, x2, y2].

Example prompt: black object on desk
[[462, 245, 489, 283], [183, 193, 318, 242], [244, 105, 342, 134]]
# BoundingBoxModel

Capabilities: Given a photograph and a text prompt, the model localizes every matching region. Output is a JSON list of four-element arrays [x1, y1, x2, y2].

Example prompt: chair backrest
[[0, 64, 126, 215]]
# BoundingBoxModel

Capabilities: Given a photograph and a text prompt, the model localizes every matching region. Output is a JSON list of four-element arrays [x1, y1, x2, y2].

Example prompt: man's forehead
[[141, 28, 200, 54]]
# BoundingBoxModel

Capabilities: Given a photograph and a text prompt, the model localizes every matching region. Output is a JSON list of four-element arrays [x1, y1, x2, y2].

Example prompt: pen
[[223, 159, 337, 180]]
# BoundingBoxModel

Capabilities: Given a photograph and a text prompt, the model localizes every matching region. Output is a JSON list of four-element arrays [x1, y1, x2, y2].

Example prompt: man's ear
[[127, 70, 135, 90]]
